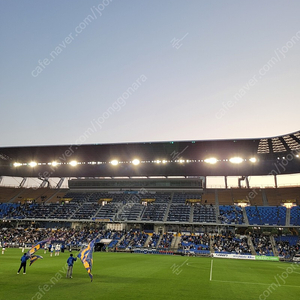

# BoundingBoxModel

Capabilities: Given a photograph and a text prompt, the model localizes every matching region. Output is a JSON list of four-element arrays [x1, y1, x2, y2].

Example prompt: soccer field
[[1, 249, 300, 300]]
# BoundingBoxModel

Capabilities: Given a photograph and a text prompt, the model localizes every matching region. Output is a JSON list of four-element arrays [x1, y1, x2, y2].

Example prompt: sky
[[1, 0, 300, 147]]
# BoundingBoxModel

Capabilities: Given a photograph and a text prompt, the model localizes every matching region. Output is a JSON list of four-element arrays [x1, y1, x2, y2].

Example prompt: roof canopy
[[0, 130, 300, 178]]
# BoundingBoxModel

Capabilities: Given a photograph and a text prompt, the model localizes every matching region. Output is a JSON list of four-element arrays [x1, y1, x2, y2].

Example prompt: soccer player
[[55, 244, 60, 256], [2, 243, 5, 255], [50, 244, 54, 257], [66, 254, 77, 278], [17, 253, 28, 274]]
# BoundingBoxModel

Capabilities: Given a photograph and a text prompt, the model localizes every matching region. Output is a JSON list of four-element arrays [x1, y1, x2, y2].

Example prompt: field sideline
[[0, 249, 300, 300]]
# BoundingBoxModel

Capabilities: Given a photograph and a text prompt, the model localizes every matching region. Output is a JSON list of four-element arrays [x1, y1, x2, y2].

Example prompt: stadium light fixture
[[204, 158, 217, 164], [29, 161, 37, 167], [110, 160, 119, 166], [282, 202, 296, 209], [132, 159, 140, 165], [235, 202, 249, 208], [249, 157, 256, 163], [229, 157, 243, 164], [51, 161, 58, 166], [69, 160, 78, 166], [13, 162, 22, 167]]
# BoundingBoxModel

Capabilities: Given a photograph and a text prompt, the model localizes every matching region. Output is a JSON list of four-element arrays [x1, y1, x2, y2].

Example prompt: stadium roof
[[1, 130, 300, 178]]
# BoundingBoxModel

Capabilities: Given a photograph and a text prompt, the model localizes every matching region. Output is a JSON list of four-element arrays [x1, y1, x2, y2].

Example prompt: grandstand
[[1, 130, 300, 260]]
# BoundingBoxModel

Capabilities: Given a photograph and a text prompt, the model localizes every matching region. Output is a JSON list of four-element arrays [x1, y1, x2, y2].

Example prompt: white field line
[[211, 279, 300, 288], [277, 266, 300, 274], [210, 259, 213, 281]]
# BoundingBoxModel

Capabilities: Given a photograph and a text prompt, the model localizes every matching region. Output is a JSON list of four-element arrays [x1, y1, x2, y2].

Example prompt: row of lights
[[13, 159, 142, 168], [205, 157, 257, 164], [13, 157, 257, 168]]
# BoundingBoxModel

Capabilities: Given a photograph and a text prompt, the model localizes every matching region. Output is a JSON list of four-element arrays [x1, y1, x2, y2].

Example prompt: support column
[[19, 177, 27, 188]]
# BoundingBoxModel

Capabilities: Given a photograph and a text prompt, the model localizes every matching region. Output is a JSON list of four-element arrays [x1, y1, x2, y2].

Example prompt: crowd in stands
[[115, 231, 133, 249], [2, 224, 300, 260], [213, 232, 251, 255], [0, 227, 102, 248], [130, 232, 148, 248], [157, 233, 174, 249], [117, 230, 149, 249], [274, 235, 300, 259], [147, 233, 160, 248], [251, 233, 274, 256], [179, 233, 210, 252], [107, 231, 123, 249]]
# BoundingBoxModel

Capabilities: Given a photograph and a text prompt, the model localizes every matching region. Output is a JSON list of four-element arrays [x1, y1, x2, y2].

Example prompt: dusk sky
[[1, 0, 300, 147]]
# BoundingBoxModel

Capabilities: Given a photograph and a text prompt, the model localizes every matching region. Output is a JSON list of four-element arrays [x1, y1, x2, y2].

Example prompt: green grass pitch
[[1, 249, 300, 300]]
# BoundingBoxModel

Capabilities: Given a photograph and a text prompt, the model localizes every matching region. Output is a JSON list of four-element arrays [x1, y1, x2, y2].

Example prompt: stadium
[[2, 1, 300, 300], [1, 130, 300, 300]]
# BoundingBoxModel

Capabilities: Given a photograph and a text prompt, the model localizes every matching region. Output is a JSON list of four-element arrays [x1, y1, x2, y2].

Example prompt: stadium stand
[[219, 205, 244, 224], [274, 235, 300, 259], [193, 204, 216, 223], [157, 233, 174, 249], [290, 206, 300, 226], [178, 233, 210, 254], [213, 232, 251, 255], [147, 233, 161, 248], [245, 206, 286, 226], [251, 233, 274, 256]]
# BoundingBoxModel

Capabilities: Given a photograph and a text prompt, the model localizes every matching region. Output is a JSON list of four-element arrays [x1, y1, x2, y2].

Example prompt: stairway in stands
[[242, 207, 250, 225], [171, 234, 180, 250], [210, 235, 215, 253], [156, 235, 163, 248], [143, 235, 152, 248], [116, 235, 126, 248], [270, 235, 278, 256], [261, 189, 269, 206], [163, 192, 173, 222], [285, 208, 291, 226], [247, 236, 256, 255], [214, 190, 221, 224], [189, 206, 194, 223]]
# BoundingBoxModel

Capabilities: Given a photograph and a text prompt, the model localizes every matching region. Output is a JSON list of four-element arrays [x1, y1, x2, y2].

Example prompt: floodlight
[[229, 157, 243, 164], [132, 159, 140, 165], [13, 162, 22, 167], [111, 160, 118, 166], [51, 161, 58, 166], [204, 158, 217, 164], [29, 161, 37, 167], [69, 161, 78, 166], [249, 157, 256, 163], [283, 202, 296, 209]]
